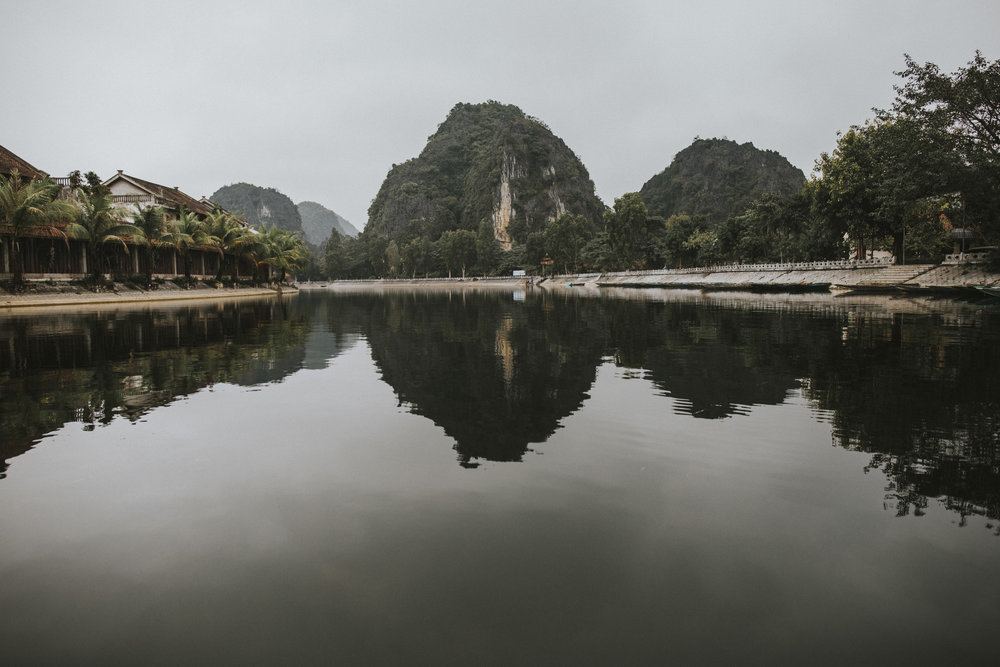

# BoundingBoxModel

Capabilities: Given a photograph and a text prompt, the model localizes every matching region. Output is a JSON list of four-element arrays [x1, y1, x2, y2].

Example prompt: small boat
[[974, 286, 1000, 299]]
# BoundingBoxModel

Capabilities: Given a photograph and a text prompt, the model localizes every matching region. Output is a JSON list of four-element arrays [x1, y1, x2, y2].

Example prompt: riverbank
[[0, 281, 292, 309], [581, 258, 1000, 293], [300, 258, 1000, 297]]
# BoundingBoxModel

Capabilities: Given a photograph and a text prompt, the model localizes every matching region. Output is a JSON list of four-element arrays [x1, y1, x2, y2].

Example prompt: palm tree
[[205, 209, 250, 282], [258, 226, 309, 283], [162, 209, 216, 281], [0, 170, 76, 282], [130, 204, 167, 287], [65, 189, 137, 281]]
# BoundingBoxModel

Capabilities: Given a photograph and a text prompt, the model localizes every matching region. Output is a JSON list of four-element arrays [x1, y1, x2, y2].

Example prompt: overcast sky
[[3, 0, 997, 228]]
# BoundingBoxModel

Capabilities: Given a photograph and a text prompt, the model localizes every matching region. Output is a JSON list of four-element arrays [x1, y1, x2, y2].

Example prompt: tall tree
[[258, 226, 308, 283], [130, 204, 167, 286], [365, 234, 389, 277], [544, 213, 592, 274], [323, 230, 346, 279], [66, 189, 137, 280], [659, 214, 702, 269], [205, 208, 250, 282], [437, 229, 477, 278], [476, 219, 501, 275], [882, 51, 1000, 243], [0, 171, 75, 282], [889, 51, 999, 172], [605, 193, 648, 270], [162, 209, 216, 280], [813, 118, 957, 260], [401, 236, 431, 278]]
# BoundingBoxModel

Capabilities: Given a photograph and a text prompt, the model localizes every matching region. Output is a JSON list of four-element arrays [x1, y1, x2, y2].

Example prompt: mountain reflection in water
[[3, 287, 1000, 665], [2, 289, 999, 526]]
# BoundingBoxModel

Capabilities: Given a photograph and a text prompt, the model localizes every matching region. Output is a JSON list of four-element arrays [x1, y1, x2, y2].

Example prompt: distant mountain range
[[363, 103, 806, 247], [210, 183, 357, 249], [210, 129, 802, 255], [298, 200, 359, 242]]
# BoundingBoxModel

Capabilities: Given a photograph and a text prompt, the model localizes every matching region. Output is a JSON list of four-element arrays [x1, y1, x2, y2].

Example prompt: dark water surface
[[2, 288, 999, 665]]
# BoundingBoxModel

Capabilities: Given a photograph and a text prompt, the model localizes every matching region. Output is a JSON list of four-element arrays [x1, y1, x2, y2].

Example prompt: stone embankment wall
[[303, 256, 1000, 292], [556, 256, 1000, 290]]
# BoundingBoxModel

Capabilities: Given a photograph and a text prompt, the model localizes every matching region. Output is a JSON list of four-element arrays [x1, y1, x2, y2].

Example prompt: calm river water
[[2, 287, 999, 665]]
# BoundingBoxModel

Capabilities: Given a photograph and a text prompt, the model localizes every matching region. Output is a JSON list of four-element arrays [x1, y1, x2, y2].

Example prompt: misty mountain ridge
[[211, 183, 303, 234], [298, 200, 359, 244], [210, 183, 356, 249]]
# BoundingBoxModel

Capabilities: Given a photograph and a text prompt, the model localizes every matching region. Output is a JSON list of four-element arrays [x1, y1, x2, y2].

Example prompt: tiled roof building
[[0, 145, 49, 180], [103, 170, 215, 218]]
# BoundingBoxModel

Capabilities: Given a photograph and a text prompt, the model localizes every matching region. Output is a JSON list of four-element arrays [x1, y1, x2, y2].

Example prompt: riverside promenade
[[304, 253, 1000, 295], [562, 253, 1000, 293]]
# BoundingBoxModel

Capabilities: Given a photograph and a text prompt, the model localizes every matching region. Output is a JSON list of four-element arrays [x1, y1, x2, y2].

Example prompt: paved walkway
[[1, 284, 287, 309]]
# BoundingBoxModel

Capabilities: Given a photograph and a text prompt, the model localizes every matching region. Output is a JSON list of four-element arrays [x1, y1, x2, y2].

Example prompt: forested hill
[[638, 138, 806, 225], [366, 101, 605, 248], [298, 201, 358, 244], [211, 183, 303, 234]]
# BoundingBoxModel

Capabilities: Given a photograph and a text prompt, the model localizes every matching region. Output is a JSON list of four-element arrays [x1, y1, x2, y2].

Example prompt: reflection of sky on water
[[2, 344, 997, 664], [2, 290, 1000, 663]]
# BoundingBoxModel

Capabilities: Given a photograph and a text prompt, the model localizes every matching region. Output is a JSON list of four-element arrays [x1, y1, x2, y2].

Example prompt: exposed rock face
[[210, 183, 303, 234], [366, 101, 605, 245], [638, 138, 806, 225], [298, 200, 358, 246], [491, 152, 523, 249]]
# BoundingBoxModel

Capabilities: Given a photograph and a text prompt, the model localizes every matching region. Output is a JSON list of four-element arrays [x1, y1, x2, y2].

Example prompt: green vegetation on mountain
[[298, 200, 358, 245], [314, 52, 998, 279], [366, 101, 605, 246], [638, 138, 806, 226], [210, 183, 303, 235]]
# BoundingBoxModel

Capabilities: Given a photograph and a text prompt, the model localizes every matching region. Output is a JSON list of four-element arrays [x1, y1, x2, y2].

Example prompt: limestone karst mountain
[[638, 138, 806, 225], [210, 183, 303, 234], [366, 101, 605, 247], [298, 200, 358, 245]]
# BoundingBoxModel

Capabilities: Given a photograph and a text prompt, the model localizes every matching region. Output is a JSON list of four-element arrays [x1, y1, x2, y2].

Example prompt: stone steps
[[858, 264, 935, 285]]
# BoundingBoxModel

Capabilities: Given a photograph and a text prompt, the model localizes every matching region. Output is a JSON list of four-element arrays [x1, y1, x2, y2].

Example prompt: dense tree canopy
[[884, 51, 999, 245], [810, 52, 1000, 259]]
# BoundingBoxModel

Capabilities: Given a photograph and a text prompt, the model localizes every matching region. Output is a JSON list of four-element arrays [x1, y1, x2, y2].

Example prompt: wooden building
[[3, 150, 263, 282]]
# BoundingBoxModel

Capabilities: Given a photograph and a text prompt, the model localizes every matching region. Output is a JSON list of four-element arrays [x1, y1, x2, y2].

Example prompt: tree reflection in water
[[0, 297, 317, 477], [2, 288, 998, 529], [357, 289, 1000, 528]]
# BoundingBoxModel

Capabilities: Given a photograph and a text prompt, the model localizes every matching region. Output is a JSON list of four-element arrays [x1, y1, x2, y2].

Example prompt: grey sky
[[3, 0, 997, 228]]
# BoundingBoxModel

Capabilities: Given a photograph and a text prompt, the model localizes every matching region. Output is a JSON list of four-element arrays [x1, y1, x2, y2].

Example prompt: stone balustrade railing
[[615, 257, 896, 276], [112, 194, 156, 204], [943, 251, 992, 265]]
